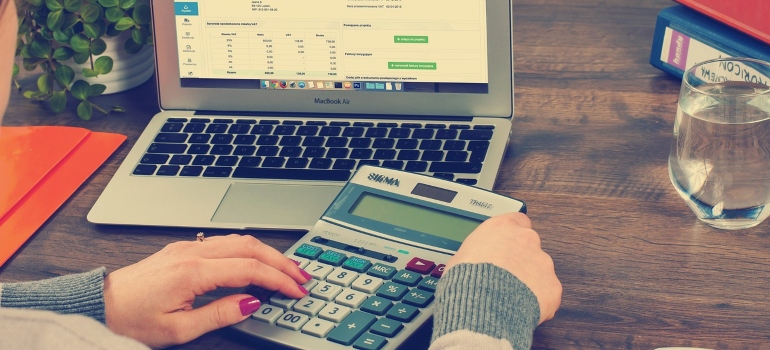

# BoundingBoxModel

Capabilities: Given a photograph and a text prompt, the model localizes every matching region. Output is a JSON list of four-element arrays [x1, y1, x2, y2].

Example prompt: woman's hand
[[103, 234, 311, 348], [446, 212, 562, 324]]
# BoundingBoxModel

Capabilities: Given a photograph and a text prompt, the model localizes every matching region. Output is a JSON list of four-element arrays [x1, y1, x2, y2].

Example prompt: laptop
[[88, 0, 514, 231]]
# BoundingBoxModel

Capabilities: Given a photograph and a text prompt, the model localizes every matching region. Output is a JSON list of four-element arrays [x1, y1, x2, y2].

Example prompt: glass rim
[[683, 57, 770, 97]]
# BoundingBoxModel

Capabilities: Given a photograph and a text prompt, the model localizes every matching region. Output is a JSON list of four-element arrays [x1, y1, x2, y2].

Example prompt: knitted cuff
[[0, 267, 107, 323], [431, 263, 540, 349]]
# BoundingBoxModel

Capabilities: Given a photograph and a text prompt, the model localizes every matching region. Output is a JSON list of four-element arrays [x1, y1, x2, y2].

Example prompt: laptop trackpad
[[211, 183, 342, 229]]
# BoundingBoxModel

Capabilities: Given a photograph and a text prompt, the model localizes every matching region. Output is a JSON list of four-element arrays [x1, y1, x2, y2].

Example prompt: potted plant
[[13, 0, 153, 120]]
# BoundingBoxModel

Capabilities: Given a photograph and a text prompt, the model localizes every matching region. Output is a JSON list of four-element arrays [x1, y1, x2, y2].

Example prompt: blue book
[[650, 5, 770, 78]]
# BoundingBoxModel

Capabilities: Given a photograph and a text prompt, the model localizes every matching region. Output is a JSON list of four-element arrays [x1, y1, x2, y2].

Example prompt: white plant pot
[[70, 30, 155, 94]]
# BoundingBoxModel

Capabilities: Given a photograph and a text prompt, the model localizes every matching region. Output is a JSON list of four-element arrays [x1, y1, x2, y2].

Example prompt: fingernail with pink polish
[[239, 297, 261, 316], [291, 259, 300, 266], [299, 268, 312, 280], [298, 284, 309, 295]]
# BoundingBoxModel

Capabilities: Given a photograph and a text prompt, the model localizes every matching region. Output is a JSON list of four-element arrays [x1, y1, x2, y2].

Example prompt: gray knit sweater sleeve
[[0, 267, 107, 323], [430, 263, 540, 350]]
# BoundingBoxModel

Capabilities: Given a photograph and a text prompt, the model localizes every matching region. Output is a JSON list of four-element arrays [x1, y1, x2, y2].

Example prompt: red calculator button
[[431, 264, 446, 278], [406, 257, 436, 274]]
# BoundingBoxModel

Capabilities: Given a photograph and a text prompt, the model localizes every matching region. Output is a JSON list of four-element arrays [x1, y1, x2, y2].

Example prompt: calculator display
[[349, 192, 483, 243]]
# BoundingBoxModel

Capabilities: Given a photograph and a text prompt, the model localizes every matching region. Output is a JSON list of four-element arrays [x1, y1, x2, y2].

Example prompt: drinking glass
[[669, 57, 770, 230]]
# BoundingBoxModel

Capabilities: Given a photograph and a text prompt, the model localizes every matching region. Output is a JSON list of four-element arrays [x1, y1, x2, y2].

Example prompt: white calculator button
[[326, 267, 359, 287], [318, 303, 352, 323], [288, 256, 310, 269], [269, 293, 298, 310], [305, 262, 334, 280], [335, 288, 368, 308], [303, 279, 319, 292], [301, 317, 336, 338], [276, 311, 310, 331], [293, 296, 326, 316], [351, 275, 384, 294], [251, 304, 284, 324], [310, 282, 343, 301]]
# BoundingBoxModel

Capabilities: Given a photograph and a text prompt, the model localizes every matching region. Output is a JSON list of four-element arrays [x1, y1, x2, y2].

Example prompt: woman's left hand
[[103, 234, 310, 349]]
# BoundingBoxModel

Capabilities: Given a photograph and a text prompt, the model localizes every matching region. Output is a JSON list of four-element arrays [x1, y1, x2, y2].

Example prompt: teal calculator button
[[402, 289, 434, 308], [392, 269, 422, 287], [295, 243, 323, 259], [386, 303, 419, 322], [369, 318, 403, 338], [360, 296, 393, 316], [327, 311, 377, 346], [417, 276, 439, 292], [367, 263, 397, 279], [318, 250, 347, 266], [343, 256, 372, 272], [376, 282, 408, 300], [352, 333, 388, 350]]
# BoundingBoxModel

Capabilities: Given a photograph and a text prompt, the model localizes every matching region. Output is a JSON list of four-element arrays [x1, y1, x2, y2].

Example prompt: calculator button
[[402, 289, 434, 308], [392, 270, 422, 287], [301, 317, 336, 338], [269, 293, 298, 310], [342, 256, 373, 272], [367, 263, 397, 279], [431, 264, 446, 278], [417, 276, 439, 292], [318, 303, 352, 322], [276, 311, 310, 331], [251, 304, 284, 324], [359, 296, 393, 316], [386, 303, 420, 322], [288, 256, 310, 269], [305, 262, 334, 280], [335, 288, 368, 308], [351, 275, 384, 294], [327, 311, 377, 346], [369, 318, 403, 338], [295, 244, 324, 260], [293, 296, 326, 316], [376, 282, 409, 300], [405, 257, 436, 274], [318, 250, 347, 266], [327, 267, 359, 286], [302, 279, 319, 292], [353, 333, 388, 350], [310, 282, 343, 301]]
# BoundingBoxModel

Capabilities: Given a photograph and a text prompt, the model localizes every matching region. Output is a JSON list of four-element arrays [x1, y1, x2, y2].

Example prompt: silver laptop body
[[88, 0, 514, 231]]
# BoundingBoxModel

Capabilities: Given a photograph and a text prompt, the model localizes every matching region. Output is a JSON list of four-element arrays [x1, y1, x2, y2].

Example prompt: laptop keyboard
[[133, 118, 494, 185]]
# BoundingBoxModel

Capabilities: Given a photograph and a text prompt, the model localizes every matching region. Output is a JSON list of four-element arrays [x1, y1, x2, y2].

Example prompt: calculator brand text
[[367, 173, 400, 187], [469, 199, 493, 210]]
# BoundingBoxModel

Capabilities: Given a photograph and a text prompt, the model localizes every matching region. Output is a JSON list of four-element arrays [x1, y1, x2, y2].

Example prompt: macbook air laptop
[[88, 0, 514, 231]]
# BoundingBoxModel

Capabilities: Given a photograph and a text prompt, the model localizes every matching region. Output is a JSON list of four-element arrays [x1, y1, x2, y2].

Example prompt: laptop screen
[[172, 0, 489, 94]]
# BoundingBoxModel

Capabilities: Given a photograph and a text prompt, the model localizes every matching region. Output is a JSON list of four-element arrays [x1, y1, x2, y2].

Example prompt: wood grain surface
[[3, 0, 769, 349]]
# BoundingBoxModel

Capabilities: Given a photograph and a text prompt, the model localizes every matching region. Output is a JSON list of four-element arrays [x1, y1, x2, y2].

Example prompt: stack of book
[[650, 0, 770, 78]]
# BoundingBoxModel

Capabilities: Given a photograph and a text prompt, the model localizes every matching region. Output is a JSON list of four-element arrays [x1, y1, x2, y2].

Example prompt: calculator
[[231, 165, 526, 349]]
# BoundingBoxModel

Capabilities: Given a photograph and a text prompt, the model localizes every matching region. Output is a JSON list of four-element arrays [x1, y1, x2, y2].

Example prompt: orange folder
[[0, 126, 126, 267]]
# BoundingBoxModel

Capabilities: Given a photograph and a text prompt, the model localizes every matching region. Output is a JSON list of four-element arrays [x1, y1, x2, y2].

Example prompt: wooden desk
[[2, 0, 769, 348]]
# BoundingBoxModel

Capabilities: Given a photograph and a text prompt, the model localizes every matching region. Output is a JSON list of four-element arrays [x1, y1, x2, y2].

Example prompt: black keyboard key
[[309, 158, 332, 169], [374, 149, 396, 160], [296, 126, 319, 136], [419, 140, 442, 150], [205, 124, 229, 133], [342, 127, 364, 137], [211, 134, 234, 144], [330, 121, 350, 126], [443, 140, 466, 151], [140, 154, 169, 164], [263, 157, 286, 167], [470, 148, 488, 162], [256, 146, 279, 156], [319, 126, 342, 136], [307, 121, 328, 126], [358, 160, 380, 169], [233, 135, 257, 145], [381, 160, 404, 170], [286, 158, 309, 168], [303, 137, 325, 147], [133, 164, 157, 175], [303, 147, 326, 158], [449, 124, 471, 129], [405, 161, 428, 172], [274, 125, 296, 135], [161, 122, 184, 132], [327, 148, 350, 158], [180, 166, 203, 177], [425, 124, 446, 129], [167, 117, 188, 122], [228, 124, 251, 134], [233, 145, 256, 156], [282, 120, 303, 125], [169, 155, 193, 165], [388, 128, 411, 138], [257, 135, 279, 145], [351, 149, 373, 159], [233, 167, 351, 181], [326, 137, 348, 148], [333, 159, 356, 170], [250, 125, 274, 134], [467, 140, 490, 151], [203, 166, 233, 177], [459, 129, 493, 140], [183, 123, 206, 133], [148, 143, 188, 154], [154, 133, 188, 143], [397, 150, 420, 161], [401, 123, 422, 128], [279, 147, 303, 157], [365, 128, 388, 138], [445, 151, 468, 162], [188, 134, 211, 143], [259, 120, 280, 124], [373, 139, 395, 149], [190, 118, 211, 123], [435, 129, 458, 139], [353, 122, 374, 127], [192, 155, 215, 165], [236, 119, 256, 124], [474, 125, 495, 130], [210, 145, 234, 155], [187, 144, 210, 155], [239, 157, 262, 167], [279, 136, 302, 146], [429, 162, 483, 174], [396, 139, 418, 149], [421, 151, 444, 161], [216, 156, 239, 166], [411, 129, 434, 139], [377, 122, 397, 127], [349, 138, 372, 148], [156, 165, 180, 176], [434, 173, 454, 180], [456, 179, 478, 185], [213, 118, 234, 124]]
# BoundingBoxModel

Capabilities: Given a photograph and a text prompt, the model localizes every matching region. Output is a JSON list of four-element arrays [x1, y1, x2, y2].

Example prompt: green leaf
[[37, 73, 51, 94], [119, 0, 136, 10], [131, 27, 145, 44], [50, 91, 67, 113], [23, 90, 48, 100], [29, 38, 52, 58], [12, 63, 19, 77], [52, 46, 74, 60], [71, 80, 90, 100], [83, 22, 102, 38], [77, 101, 93, 120], [64, 0, 82, 12], [98, 0, 119, 7], [20, 44, 32, 59], [73, 52, 90, 64], [69, 33, 90, 53], [80, 4, 102, 23], [105, 7, 124, 22], [61, 14, 79, 30], [45, 0, 64, 11], [114, 16, 135, 31], [54, 64, 75, 86], [82, 68, 99, 77], [89, 84, 107, 97], [40, 27, 55, 41], [47, 10, 64, 31], [132, 4, 151, 25], [111, 106, 126, 113], [124, 37, 142, 54], [94, 56, 113, 74], [91, 37, 106, 55], [53, 30, 71, 44]]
